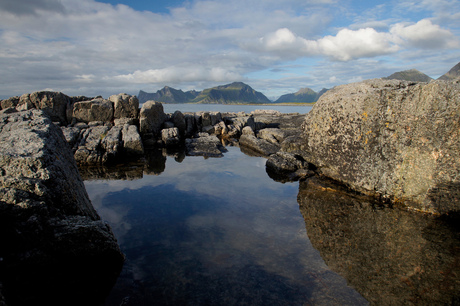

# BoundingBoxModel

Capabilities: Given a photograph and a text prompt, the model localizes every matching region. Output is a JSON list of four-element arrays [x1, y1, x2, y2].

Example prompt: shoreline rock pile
[[1, 92, 304, 164]]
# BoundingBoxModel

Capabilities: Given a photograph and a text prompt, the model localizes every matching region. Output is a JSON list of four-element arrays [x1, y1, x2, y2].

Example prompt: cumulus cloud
[[256, 18, 457, 61], [257, 27, 398, 61], [115, 66, 242, 84], [390, 19, 459, 49]]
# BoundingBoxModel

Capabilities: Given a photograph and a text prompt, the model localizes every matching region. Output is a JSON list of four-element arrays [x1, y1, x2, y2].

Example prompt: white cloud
[[390, 19, 459, 49], [0, 0, 458, 99], [115, 66, 242, 84], [256, 27, 399, 61]]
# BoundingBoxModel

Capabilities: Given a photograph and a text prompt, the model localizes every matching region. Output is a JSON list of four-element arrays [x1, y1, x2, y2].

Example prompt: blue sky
[[0, 0, 459, 99]]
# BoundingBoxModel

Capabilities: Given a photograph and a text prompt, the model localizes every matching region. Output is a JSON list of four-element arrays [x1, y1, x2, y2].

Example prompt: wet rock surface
[[297, 176, 460, 305], [0, 110, 124, 305]]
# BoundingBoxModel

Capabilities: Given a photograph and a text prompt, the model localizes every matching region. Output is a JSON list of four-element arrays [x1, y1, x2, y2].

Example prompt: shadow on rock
[[297, 176, 460, 305]]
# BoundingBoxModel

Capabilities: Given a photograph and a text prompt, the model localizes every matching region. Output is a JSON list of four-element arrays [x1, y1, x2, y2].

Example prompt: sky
[[0, 0, 459, 100]]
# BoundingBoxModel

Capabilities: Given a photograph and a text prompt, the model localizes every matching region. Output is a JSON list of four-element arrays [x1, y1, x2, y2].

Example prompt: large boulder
[[0, 110, 123, 305], [109, 93, 139, 119], [122, 124, 144, 156], [73, 98, 114, 123], [139, 101, 167, 138], [301, 78, 460, 214], [17, 91, 70, 125]]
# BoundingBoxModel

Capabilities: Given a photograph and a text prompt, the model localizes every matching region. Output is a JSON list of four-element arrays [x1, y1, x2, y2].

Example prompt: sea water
[[84, 145, 368, 305]]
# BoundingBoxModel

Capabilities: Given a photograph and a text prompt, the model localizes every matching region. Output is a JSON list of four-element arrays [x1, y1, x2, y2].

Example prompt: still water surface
[[85, 147, 368, 305]]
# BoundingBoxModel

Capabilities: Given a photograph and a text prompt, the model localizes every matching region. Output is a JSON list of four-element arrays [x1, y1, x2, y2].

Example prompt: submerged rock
[[0, 110, 124, 305], [300, 78, 460, 214]]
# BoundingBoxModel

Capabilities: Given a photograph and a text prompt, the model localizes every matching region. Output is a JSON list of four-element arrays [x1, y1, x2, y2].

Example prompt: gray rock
[[241, 126, 255, 136], [17, 91, 70, 125], [161, 127, 180, 147], [61, 126, 82, 148], [122, 124, 144, 156], [186, 134, 226, 157], [73, 98, 114, 123], [102, 126, 123, 163], [109, 93, 139, 119], [257, 128, 286, 144], [114, 117, 137, 126], [184, 114, 197, 137], [139, 101, 167, 137], [301, 78, 460, 214], [0, 110, 123, 304], [74, 126, 110, 165], [171, 110, 186, 136], [1, 96, 19, 110], [239, 134, 280, 157]]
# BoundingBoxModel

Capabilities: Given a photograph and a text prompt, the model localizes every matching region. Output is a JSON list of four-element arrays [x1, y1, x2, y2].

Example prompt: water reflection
[[85, 147, 367, 305], [298, 176, 460, 305]]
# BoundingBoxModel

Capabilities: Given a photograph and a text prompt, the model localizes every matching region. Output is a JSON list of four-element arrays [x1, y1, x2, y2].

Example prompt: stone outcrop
[[73, 98, 114, 123], [298, 78, 460, 214], [17, 91, 71, 125], [140, 101, 168, 138], [109, 93, 139, 119], [297, 176, 460, 305], [0, 110, 124, 305], [185, 134, 227, 157]]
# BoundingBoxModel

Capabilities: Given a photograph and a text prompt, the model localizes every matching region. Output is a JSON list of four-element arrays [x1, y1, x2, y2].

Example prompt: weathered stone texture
[[0, 110, 123, 304], [139, 101, 167, 137], [109, 93, 139, 119], [301, 78, 460, 214], [73, 98, 114, 123]]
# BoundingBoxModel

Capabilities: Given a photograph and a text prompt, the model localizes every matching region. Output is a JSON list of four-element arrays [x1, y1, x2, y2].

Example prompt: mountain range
[[138, 61, 460, 105], [138, 82, 270, 105]]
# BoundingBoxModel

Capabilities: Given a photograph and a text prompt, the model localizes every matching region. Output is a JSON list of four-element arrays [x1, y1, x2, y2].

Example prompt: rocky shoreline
[[1, 77, 459, 304]]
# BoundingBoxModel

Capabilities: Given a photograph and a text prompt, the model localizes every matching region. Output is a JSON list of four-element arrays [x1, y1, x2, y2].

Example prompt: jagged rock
[[1, 96, 19, 110], [241, 126, 255, 136], [73, 98, 114, 123], [61, 126, 82, 148], [17, 91, 70, 125], [102, 126, 123, 163], [114, 117, 137, 126], [122, 124, 144, 157], [109, 93, 139, 119], [185, 134, 226, 157], [251, 109, 282, 116], [171, 111, 186, 136], [257, 128, 285, 144], [74, 126, 110, 165], [161, 127, 180, 147], [184, 114, 197, 137], [239, 134, 279, 157], [266, 151, 313, 182], [301, 78, 460, 214], [139, 101, 167, 137], [0, 110, 123, 305]]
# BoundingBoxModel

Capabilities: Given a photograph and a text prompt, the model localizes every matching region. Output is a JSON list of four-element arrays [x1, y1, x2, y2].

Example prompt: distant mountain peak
[[274, 87, 326, 103], [438, 62, 460, 81], [384, 69, 433, 82], [138, 82, 270, 104]]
